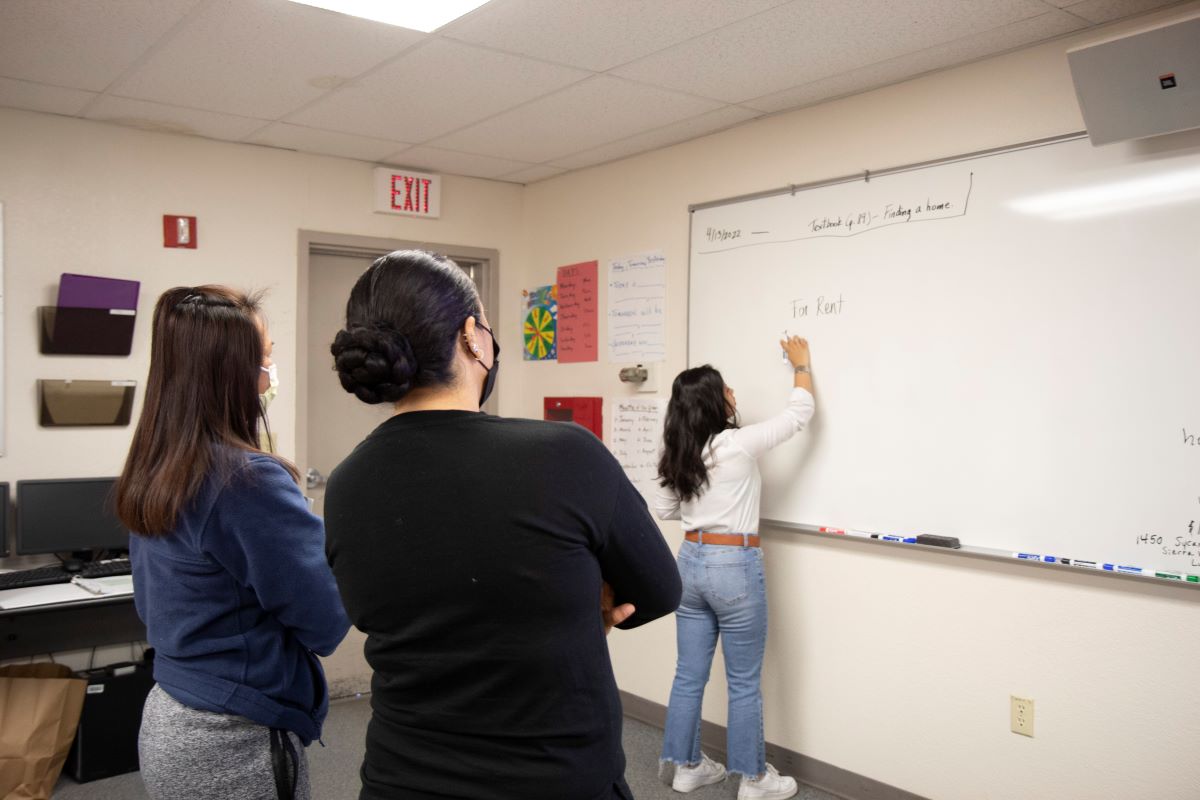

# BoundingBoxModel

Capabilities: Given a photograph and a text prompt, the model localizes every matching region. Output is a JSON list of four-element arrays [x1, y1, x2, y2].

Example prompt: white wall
[[515, 4, 1200, 799]]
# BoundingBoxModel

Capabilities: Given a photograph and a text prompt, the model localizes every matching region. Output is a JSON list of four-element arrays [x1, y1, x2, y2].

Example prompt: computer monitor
[[15, 477, 129, 556]]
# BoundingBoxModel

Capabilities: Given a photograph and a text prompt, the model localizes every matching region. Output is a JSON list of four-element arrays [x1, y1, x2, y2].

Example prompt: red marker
[[818, 527, 845, 534]]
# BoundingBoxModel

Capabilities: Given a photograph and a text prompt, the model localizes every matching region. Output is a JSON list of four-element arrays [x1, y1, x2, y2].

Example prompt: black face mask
[[475, 322, 500, 407]]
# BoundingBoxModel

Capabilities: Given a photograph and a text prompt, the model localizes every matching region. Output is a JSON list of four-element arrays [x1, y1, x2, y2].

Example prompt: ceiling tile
[[611, 0, 1054, 103], [85, 95, 267, 140], [550, 106, 761, 170], [745, 10, 1089, 113], [112, 0, 426, 119], [288, 37, 589, 143], [246, 123, 411, 162], [0, 0, 199, 91], [0, 78, 97, 116], [383, 146, 535, 180], [1060, 0, 1184, 24], [440, 0, 793, 72], [432, 76, 724, 163], [499, 164, 567, 184]]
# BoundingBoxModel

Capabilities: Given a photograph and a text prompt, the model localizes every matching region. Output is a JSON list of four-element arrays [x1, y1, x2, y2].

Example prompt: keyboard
[[0, 558, 131, 590], [80, 558, 132, 578], [0, 564, 75, 590]]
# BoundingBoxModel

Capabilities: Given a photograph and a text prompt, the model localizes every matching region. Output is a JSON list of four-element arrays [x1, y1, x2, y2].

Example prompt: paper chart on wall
[[610, 397, 666, 501], [607, 250, 665, 363], [556, 260, 598, 363]]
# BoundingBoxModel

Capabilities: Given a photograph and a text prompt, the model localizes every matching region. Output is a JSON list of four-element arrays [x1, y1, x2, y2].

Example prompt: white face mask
[[259, 363, 279, 410]]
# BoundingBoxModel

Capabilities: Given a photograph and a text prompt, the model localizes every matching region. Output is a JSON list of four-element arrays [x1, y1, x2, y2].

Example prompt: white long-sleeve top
[[653, 387, 814, 534]]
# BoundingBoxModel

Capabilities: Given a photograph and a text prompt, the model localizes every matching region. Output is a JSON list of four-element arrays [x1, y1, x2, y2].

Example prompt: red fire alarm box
[[544, 397, 603, 441], [163, 215, 197, 248]]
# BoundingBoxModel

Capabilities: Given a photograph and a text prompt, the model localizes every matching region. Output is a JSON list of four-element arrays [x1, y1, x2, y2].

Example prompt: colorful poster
[[607, 250, 666, 363], [555, 260, 598, 363], [521, 285, 557, 361]]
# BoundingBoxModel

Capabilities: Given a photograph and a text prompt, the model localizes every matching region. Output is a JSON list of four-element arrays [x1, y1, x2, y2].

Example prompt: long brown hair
[[116, 285, 297, 536], [658, 365, 735, 502]]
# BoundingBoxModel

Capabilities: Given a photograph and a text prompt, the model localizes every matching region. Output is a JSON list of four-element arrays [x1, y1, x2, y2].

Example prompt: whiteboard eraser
[[915, 534, 961, 548]]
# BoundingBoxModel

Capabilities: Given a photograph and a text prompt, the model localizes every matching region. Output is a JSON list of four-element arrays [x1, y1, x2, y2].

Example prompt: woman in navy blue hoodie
[[117, 285, 349, 800]]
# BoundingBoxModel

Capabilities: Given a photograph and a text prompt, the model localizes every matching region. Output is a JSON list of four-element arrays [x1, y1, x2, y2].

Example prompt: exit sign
[[374, 168, 441, 218]]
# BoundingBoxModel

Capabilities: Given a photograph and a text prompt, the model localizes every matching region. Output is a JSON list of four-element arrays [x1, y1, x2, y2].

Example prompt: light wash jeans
[[660, 538, 767, 778]]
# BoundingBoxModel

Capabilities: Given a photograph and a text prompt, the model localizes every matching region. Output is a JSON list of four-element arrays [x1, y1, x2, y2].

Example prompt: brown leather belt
[[684, 531, 760, 547]]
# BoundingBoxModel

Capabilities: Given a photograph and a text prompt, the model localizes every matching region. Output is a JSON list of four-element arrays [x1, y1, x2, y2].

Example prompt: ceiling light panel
[[285, 0, 492, 32]]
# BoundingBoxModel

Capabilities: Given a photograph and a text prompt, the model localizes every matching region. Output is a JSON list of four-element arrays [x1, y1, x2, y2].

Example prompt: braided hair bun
[[330, 323, 417, 404]]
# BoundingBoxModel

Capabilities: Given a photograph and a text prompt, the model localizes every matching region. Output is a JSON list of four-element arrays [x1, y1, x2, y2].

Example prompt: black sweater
[[324, 411, 681, 800]]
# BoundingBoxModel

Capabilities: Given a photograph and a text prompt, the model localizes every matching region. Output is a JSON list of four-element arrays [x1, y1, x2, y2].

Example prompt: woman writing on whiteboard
[[655, 336, 814, 800]]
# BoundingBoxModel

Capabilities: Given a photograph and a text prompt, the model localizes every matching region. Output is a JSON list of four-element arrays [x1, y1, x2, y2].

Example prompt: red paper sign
[[555, 260, 598, 363]]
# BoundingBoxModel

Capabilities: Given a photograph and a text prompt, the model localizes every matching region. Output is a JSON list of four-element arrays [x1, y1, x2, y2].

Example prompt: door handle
[[305, 467, 326, 490]]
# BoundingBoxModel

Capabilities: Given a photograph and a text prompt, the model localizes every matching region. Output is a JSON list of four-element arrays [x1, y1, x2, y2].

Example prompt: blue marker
[[1041, 556, 1057, 563], [879, 535, 917, 543], [1012, 552, 1042, 560], [1103, 564, 1146, 575]]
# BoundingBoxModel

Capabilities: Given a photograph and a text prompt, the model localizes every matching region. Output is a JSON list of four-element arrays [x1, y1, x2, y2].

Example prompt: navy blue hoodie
[[131, 453, 350, 744]]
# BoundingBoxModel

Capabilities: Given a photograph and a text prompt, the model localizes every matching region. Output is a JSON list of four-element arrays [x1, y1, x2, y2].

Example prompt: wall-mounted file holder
[[57, 273, 140, 310], [39, 307, 137, 355], [39, 380, 136, 427]]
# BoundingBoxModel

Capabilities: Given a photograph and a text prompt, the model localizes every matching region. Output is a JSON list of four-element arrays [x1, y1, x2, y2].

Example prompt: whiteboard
[[689, 134, 1200, 574]]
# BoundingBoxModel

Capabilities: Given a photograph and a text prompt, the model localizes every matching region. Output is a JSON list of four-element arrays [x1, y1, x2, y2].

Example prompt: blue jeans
[[660, 539, 767, 778]]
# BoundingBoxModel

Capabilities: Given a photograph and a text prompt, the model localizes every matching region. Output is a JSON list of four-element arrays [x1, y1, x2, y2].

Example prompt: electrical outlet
[[1011, 695, 1035, 737]]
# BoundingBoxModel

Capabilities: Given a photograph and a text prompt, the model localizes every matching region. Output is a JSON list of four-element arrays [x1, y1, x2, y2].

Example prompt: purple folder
[[57, 273, 140, 311]]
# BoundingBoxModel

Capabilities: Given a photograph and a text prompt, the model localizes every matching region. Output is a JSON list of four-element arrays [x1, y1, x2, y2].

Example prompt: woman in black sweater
[[324, 250, 681, 800]]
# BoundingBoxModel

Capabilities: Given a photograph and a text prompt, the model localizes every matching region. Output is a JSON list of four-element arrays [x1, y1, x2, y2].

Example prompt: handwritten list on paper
[[556, 260, 598, 363], [607, 250, 666, 363], [610, 398, 666, 497]]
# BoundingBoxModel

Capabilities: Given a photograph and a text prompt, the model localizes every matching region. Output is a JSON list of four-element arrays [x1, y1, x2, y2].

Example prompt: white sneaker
[[737, 763, 798, 800], [672, 753, 727, 792]]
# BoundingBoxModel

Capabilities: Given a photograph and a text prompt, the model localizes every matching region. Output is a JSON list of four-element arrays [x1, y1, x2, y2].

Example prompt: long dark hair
[[330, 249, 480, 404], [657, 365, 734, 502], [116, 285, 296, 535]]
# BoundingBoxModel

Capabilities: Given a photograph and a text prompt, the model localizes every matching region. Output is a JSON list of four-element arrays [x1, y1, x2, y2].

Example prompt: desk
[[0, 581, 144, 659]]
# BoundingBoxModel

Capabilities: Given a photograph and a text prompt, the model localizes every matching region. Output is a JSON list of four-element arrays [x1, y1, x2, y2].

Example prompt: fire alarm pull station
[[163, 215, 197, 249]]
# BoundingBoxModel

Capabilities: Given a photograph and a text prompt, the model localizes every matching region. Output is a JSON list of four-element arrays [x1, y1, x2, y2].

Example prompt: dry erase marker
[[1154, 570, 1185, 581], [781, 331, 790, 363], [1103, 564, 1146, 575], [1061, 558, 1101, 570], [879, 535, 916, 543], [818, 527, 845, 534], [1012, 552, 1043, 560]]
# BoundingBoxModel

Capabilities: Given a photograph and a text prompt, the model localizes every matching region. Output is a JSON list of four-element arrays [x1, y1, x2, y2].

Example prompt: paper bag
[[0, 663, 87, 800]]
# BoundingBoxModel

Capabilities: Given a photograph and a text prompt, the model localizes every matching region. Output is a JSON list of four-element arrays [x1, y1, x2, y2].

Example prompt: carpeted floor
[[53, 694, 839, 799]]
